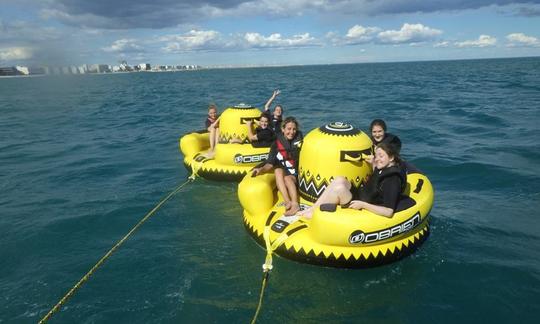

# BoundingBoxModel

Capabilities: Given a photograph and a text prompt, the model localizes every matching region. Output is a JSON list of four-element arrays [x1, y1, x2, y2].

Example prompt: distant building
[[28, 67, 45, 75], [138, 63, 151, 71], [0, 66, 20, 76], [119, 62, 132, 71], [88, 64, 110, 73], [78, 65, 88, 74], [15, 66, 30, 75]]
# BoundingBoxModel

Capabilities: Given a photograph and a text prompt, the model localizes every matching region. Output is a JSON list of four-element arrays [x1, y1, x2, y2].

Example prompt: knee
[[330, 177, 350, 193], [284, 175, 297, 185], [331, 176, 349, 188]]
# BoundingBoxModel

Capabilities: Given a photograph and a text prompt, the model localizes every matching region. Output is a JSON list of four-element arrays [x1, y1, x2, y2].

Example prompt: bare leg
[[214, 127, 220, 147], [274, 168, 292, 210], [206, 127, 219, 158], [284, 175, 300, 216], [298, 176, 352, 219]]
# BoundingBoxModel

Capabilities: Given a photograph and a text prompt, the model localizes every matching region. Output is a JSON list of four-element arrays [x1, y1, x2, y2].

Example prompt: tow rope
[[250, 216, 303, 324], [39, 174, 197, 323]]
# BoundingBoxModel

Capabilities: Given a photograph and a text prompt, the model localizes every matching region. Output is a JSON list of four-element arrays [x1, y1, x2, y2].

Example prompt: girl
[[205, 104, 220, 158], [245, 113, 275, 147], [251, 117, 303, 216], [299, 142, 405, 219], [264, 90, 283, 133]]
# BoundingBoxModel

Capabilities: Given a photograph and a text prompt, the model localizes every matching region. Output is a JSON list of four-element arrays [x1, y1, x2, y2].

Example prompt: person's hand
[[273, 89, 280, 97], [251, 167, 260, 177], [348, 200, 365, 210], [365, 154, 374, 164], [246, 120, 253, 126]]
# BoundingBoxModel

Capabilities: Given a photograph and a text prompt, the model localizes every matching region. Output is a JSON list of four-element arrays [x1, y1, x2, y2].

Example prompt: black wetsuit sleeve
[[259, 129, 275, 142], [380, 175, 402, 211], [255, 141, 278, 168], [251, 128, 274, 147]]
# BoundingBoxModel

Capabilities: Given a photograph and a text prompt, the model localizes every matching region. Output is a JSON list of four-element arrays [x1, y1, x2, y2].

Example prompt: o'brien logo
[[349, 212, 422, 244], [233, 153, 269, 164]]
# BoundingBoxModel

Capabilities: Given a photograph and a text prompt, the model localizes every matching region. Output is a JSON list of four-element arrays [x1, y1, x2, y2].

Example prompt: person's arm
[[251, 163, 274, 177], [208, 116, 220, 130], [348, 200, 394, 218], [348, 175, 402, 218], [246, 120, 258, 141], [264, 90, 280, 111]]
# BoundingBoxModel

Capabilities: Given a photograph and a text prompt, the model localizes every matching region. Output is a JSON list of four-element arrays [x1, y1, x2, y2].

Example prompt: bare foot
[[204, 150, 215, 159], [284, 202, 300, 216], [284, 201, 292, 210], [230, 137, 242, 144], [297, 207, 313, 219]]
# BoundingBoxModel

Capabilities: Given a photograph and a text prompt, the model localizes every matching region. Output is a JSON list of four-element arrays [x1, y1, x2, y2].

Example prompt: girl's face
[[282, 121, 297, 140], [208, 108, 217, 119], [259, 117, 269, 129], [274, 106, 282, 117], [374, 147, 394, 169], [371, 125, 385, 143]]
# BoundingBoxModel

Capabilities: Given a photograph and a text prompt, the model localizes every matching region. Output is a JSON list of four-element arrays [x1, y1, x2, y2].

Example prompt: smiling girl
[[298, 142, 405, 219], [251, 117, 303, 215]]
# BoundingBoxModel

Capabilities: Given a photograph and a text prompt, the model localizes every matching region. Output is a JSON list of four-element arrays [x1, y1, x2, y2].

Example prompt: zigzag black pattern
[[219, 134, 248, 143], [298, 175, 330, 202], [243, 217, 430, 268], [183, 162, 246, 181]]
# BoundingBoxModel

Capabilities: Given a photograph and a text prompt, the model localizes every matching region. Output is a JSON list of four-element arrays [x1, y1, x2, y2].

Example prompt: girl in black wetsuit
[[299, 142, 405, 219], [251, 117, 303, 215], [245, 113, 275, 147]]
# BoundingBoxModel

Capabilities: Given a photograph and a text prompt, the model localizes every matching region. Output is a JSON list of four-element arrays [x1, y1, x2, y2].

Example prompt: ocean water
[[1, 57, 539, 323]]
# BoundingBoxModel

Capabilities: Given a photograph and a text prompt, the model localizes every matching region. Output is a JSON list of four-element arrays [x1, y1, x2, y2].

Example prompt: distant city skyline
[[1, 0, 539, 67]]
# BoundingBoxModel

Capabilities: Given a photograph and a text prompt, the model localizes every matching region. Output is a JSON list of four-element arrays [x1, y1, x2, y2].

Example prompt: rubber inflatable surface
[[179, 104, 271, 181], [238, 122, 434, 268]]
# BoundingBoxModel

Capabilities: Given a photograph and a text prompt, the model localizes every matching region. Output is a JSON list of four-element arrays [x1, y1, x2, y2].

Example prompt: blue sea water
[[1, 57, 539, 323]]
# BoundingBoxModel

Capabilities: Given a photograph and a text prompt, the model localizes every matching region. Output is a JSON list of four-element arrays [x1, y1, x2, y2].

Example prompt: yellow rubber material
[[179, 105, 271, 181], [238, 123, 434, 268]]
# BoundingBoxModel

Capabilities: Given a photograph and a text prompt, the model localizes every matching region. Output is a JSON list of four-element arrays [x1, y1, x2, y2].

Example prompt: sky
[[1, 0, 539, 67]]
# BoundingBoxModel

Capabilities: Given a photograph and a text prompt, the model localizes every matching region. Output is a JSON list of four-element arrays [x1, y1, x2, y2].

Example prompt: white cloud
[[243, 32, 318, 48], [345, 25, 380, 44], [161, 30, 226, 52], [102, 39, 143, 53], [506, 33, 540, 47], [434, 41, 450, 47], [377, 23, 442, 44], [455, 35, 497, 47], [0, 47, 33, 61]]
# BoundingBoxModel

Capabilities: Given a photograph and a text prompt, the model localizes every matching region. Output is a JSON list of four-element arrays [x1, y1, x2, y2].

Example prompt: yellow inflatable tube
[[238, 122, 434, 268], [179, 104, 271, 181]]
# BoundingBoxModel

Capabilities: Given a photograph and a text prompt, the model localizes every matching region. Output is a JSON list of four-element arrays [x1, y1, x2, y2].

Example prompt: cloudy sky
[[1, 0, 539, 67]]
